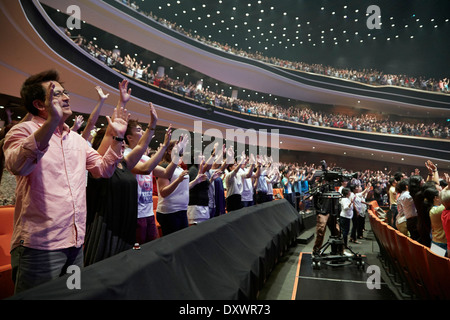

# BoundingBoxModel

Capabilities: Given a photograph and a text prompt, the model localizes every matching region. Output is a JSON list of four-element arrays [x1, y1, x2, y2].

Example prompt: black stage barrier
[[9, 200, 302, 300]]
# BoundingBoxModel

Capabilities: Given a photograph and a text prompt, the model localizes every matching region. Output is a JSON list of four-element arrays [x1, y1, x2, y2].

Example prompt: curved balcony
[[99, 0, 450, 115], [1, 0, 449, 169], [37, 0, 450, 119]]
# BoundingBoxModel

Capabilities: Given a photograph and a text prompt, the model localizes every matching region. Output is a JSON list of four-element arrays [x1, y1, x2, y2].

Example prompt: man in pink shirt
[[3, 70, 127, 293]]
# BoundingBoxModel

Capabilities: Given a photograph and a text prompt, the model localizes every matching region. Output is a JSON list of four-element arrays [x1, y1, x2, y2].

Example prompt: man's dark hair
[[341, 187, 351, 197], [20, 69, 60, 115], [396, 178, 409, 194], [393, 171, 403, 182], [91, 128, 106, 151]]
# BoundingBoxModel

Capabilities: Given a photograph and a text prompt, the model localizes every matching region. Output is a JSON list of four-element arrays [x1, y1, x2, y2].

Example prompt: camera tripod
[[311, 191, 364, 270]]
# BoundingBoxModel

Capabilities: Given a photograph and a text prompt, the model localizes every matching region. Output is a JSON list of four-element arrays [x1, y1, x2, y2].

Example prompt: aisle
[[258, 217, 402, 300], [292, 253, 397, 300]]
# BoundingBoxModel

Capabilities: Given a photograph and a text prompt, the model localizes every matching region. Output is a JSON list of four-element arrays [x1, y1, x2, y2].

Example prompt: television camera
[[308, 161, 364, 270]]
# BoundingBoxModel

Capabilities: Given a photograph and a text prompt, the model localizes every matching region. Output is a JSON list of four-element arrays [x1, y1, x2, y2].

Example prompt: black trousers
[[226, 194, 243, 212]]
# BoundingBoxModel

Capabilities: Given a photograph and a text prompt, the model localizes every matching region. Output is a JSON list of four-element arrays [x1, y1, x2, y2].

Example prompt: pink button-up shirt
[[3, 116, 122, 251]]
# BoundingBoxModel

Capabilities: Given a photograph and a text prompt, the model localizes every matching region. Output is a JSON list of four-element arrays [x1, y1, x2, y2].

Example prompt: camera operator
[[311, 162, 342, 256]]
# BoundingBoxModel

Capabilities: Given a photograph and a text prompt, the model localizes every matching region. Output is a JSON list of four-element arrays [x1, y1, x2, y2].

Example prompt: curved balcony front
[[1, 0, 449, 169], [37, 0, 450, 118]]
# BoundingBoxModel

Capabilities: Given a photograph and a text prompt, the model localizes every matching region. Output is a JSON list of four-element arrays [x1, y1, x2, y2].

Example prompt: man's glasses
[[53, 90, 70, 98]]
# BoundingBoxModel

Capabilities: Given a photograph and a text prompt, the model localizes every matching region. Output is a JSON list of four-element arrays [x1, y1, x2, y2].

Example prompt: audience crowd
[[1, 68, 449, 296], [67, 30, 450, 140], [119, 0, 450, 94], [3, 2, 450, 294]]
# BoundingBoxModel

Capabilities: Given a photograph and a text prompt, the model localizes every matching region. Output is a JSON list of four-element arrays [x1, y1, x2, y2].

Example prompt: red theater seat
[[0, 205, 15, 299]]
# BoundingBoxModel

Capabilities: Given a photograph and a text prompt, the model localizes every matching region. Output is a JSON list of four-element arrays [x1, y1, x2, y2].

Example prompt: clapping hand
[[211, 170, 223, 181], [148, 102, 158, 129], [162, 125, 173, 148], [226, 146, 234, 164], [106, 106, 130, 138], [95, 86, 109, 101], [171, 133, 189, 164], [45, 82, 63, 121], [195, 173, 207, 184], [425, 160, 437, 173], [118, 79, 132, 106], [71, 115, 84, 132]]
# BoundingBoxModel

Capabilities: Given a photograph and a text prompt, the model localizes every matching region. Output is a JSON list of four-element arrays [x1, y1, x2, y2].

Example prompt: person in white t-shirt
[[265, 164, 280, 202], [396, 178, 411, 236], [156, 137, 205, 235], [124, 112, 182, 243], [240, 155, 256, 207], [350, 183, 371, 241], [224, 148, 246, 212], [339, 187, 354, 248]]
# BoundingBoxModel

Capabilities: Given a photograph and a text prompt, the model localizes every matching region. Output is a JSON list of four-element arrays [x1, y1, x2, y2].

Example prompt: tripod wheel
[[355, 259, 365, 269], [312, 261, 321, 270]]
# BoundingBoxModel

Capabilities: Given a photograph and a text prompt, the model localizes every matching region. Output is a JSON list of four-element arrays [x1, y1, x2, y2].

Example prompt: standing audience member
[[207, 145, 227, 218], [223, 148, 246, 212], [4, 70, 124, 293], [395, 179, 410, 236], [240, 154, 256, 207], [187, 151, 214, 225], [388, 177, 398, 227], [281, 168, 295, 208], [348, 184, 361, 244], [406, 175, 422, 240], [124, 113, 178, 244], [427, 187, 446, 254], [352, 182, 371, 240], [156, 135, 193, 235], [265, 162, 280, 202], [440, 176, 450, 255], [339, 187, 354, 249], [84, 79, 160, 265], [415, 185, 437, 247]]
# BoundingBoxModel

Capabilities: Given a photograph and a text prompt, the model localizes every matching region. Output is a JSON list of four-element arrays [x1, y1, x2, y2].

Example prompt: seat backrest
[[0, 206, 15, 267], [369, 200, 379, 209], [425, 247, 450, 299], [407, 238, 434, 298]]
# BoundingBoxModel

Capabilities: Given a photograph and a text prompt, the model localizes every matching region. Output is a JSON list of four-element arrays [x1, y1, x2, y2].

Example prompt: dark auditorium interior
[[1, 0, 450, 305]]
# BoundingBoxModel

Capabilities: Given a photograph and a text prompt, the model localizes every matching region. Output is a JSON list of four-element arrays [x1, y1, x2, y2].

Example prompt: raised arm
[[116, 79, 132, 110], [34, 82, 64, 151], [71, 115, 84, 133], [96, 80, 132, 156], [125, 102, 159, 170], [132, 124, 173, 175], [425, 160, 439, 184], [158, 169, 189, 198], [95, 105, 130, 160], [80, 86, 109, 141]]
